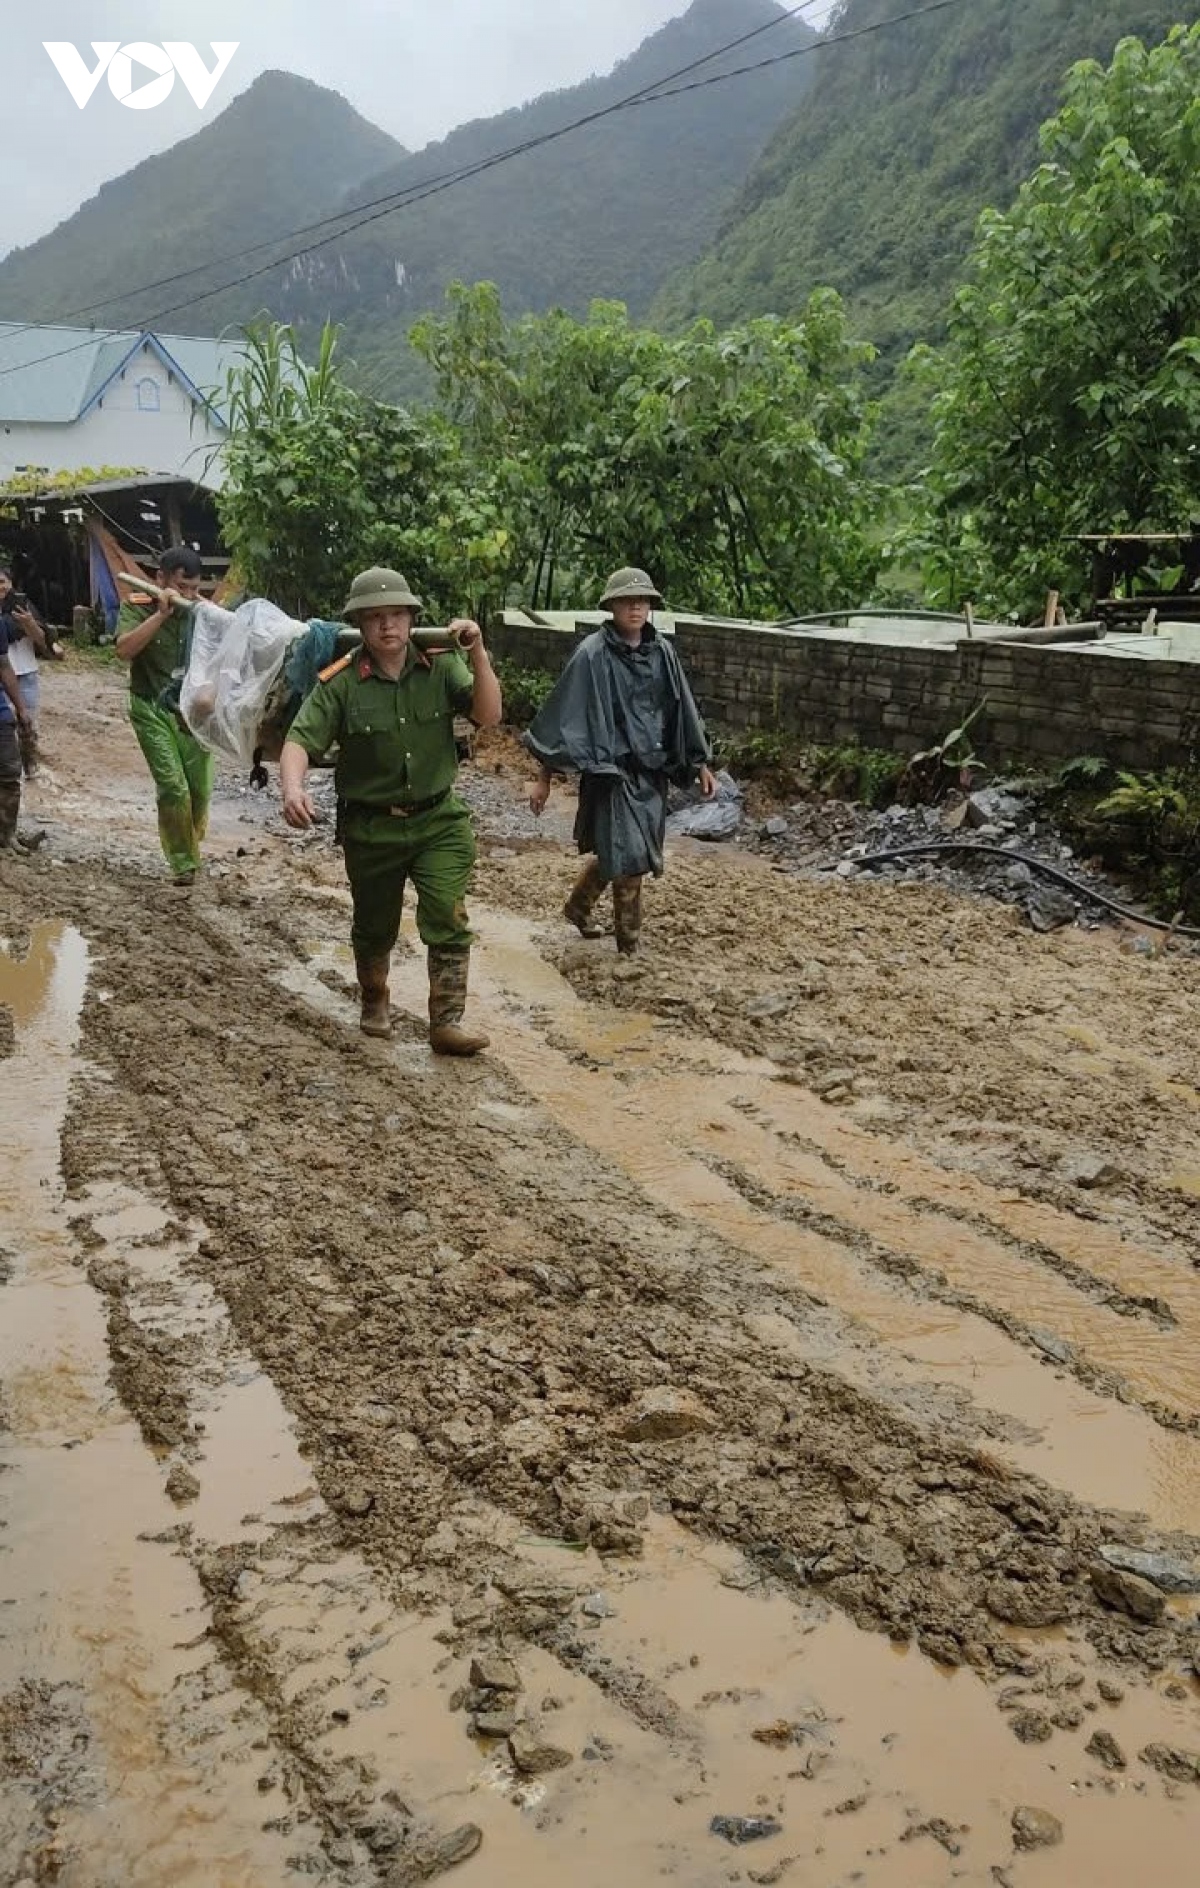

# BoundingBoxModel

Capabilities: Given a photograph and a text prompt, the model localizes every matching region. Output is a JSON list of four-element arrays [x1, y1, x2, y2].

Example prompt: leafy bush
[[493, 659, 555, 727]]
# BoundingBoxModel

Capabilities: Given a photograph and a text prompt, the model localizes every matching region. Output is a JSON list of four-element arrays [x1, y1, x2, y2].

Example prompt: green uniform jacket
[[115, 597, 192, 703], [288, 645, 475, 807]]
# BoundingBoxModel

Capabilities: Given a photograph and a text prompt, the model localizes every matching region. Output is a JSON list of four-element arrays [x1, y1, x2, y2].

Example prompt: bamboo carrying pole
[[114, 570, 464, 649]]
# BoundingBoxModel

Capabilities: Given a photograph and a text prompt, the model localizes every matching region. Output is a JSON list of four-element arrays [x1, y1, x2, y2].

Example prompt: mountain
[[270, 0, 817, 386], [656, 0, 1200, 437], [0, 0, 817, 396], [0, 71, 406, 336]]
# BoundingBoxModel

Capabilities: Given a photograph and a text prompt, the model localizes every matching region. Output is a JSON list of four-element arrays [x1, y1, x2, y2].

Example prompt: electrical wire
[[0, 0, 969, 387], [0, 0, 830, 349], [845, 839, 1200, 938]]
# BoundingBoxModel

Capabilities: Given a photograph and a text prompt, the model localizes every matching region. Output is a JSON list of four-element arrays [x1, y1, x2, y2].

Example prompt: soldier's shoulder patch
[[318, 651, 355, 684]]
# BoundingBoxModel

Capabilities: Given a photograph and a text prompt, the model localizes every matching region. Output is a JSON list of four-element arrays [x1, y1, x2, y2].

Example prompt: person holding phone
[[0, 566, 55, 778]]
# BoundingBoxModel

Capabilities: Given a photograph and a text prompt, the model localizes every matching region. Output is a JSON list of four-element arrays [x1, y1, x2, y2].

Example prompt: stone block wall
[[486, 617, 1200, 770]]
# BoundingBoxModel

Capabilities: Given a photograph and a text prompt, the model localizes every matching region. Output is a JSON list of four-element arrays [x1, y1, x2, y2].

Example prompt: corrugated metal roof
[[0, 322, 239, 423]]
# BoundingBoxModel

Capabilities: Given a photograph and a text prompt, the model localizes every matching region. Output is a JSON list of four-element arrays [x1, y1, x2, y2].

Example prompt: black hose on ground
[[844, 840, 1200, 939]]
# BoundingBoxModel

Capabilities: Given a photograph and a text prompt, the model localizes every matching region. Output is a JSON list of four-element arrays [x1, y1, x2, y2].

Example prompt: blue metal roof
[[0, 322, 237, 424]]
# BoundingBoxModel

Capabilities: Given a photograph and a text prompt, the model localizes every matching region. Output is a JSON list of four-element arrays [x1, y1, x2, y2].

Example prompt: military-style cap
[[341, 566, 423, 618], [599, 566, 665, 609]]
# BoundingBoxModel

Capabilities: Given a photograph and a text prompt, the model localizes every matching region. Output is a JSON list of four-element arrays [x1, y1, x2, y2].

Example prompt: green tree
[[917, 25, 1200, 616], [413, 282, 879, 616], [216, 320, 518, 621]]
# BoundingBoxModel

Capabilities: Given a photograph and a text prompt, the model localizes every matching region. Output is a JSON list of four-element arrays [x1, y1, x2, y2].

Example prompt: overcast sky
[[4, 1, 838, 258]]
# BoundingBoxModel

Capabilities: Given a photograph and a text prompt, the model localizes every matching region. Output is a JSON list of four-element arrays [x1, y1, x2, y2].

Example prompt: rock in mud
[[1027, 888, 1077, 933], [710, 1815, 783, 1845], [335, 1482, 375, 1518], [1086, 1729, 1127, 1770], [1010, 1709, 1054, 1745], [580, 1590, 616, 1619], [1090, 1564, 1166, 1625], [1096, 1543, 1200, 1595], [618, 1386, 715, 1442], [1097, 1677, 1125, 1704], [469, 1655, 521, 1693], [471, 1709, 518, 1739], [164, 1461, 200, 1504], [1011, 1806, 1063, 1850], [1060, 1152, 1124, 1191], [986, 1577, 1072, 1627], [1139, 1743, 1200, 1785], [386, 1823, 483, 1883], [509, 1728, 573, 1775]]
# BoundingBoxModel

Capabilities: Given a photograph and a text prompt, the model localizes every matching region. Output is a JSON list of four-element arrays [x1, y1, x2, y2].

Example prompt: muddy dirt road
[[2, 661, 1200, 1886]]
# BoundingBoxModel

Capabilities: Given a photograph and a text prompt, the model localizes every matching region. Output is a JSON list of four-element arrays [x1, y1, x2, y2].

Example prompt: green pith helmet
[[341, 566, 423, 618], [599, 566, 665, 609]]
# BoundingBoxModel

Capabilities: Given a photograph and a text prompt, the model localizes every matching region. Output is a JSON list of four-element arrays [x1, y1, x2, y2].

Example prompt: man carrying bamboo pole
[[114, 546, 214, 887]]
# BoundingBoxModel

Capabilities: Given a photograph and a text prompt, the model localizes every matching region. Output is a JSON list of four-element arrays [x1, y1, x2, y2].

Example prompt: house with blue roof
[[0, 322, 242, 488]]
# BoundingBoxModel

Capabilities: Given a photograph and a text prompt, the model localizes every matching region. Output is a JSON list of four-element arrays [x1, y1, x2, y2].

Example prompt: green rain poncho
[[523, 622, 712, 880]]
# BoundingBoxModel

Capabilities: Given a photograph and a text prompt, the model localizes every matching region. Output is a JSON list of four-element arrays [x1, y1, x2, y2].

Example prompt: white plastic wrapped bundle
[[181, 598, 307, 768]]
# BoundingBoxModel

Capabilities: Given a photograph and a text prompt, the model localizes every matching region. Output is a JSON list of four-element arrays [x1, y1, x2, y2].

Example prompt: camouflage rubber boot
[[18, 722, 39, 779], [0, 780, 20, 850], [355, 955, 393, 1038], [427, 947, 489, 1057], [612, 875, 643, 955], [563, 856, 607, 938]]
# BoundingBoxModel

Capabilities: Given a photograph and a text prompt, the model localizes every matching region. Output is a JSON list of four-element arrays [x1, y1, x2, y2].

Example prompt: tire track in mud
[[703, 1151, 1200, 1441], [18, 859, 1200, 1689]]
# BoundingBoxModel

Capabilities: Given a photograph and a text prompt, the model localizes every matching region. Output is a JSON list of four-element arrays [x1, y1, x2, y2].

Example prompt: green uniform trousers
[[128, 694, 215, 879], [342, 793, 475, 960]]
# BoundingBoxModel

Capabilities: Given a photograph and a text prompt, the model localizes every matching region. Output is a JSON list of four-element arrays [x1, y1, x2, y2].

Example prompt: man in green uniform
[[114, 545, 214, 886], [280, 567, 502, 1054]]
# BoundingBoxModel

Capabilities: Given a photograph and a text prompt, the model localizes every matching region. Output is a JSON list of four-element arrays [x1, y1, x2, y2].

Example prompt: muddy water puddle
[[0, 926, 323, 1884], [287, 909, 1200, 1534]]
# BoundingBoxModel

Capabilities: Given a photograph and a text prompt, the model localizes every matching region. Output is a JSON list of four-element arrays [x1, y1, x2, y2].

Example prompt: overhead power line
[[0, 0, 968, 389], [0, 0, 828, 344]]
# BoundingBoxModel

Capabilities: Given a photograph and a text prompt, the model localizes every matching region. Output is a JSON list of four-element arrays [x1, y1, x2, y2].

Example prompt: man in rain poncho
[[526, 566, 715, 954]]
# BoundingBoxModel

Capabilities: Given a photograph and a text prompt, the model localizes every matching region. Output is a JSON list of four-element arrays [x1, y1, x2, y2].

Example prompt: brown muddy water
[[4, 861, 1200, 1884], [297, 908, 1200, 1537]]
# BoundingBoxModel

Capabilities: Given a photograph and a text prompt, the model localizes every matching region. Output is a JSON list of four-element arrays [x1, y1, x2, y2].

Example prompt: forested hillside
[[0, 0, 815, 394], [657, 0, 1198, 390], [278, 0, 816, 392], [0, 72, 405, 335]]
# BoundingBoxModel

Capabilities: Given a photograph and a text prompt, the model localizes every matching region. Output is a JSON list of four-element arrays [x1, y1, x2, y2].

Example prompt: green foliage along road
[[217, 287, 879, 625], [657, 0, 1197, 468], [917, 25, 1200, 616]]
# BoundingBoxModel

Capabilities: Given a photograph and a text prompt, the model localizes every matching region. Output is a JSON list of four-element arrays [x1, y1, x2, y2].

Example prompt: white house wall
[[0, 343, 225, 487]]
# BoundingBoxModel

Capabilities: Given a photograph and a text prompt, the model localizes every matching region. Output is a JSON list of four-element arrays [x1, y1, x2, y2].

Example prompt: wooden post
[[962, 599, 975, 639], [1043, 589, 1060, 628], [163, 491, 183, 547]]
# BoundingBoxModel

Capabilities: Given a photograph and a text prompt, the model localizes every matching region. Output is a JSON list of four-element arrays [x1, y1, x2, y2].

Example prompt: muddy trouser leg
[[0, 722, 20, 847], [178, 720, 215, 847], [17, 674, 39, 777], [611, 875, 644, 954], [343, 821, 409, 1037], [406, 798, 488, 1055], [564, 856, 609, 936], [128, 696, 211, 878]]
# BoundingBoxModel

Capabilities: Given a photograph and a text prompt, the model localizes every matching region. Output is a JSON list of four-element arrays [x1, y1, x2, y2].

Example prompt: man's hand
[[451, 618, 483, 652], [698, 764, 718, 800], [10, 607, 40, 637], [528, 774, 551, 817], [282, 789, 319, 830]]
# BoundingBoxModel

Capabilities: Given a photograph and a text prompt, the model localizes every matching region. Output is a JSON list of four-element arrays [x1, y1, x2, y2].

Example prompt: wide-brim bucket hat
[[599, 566, 665, 609], [342, 566, 423, 618]]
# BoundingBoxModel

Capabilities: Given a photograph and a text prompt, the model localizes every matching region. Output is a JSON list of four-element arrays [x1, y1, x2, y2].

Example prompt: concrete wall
[[487, 617, 1200, 770]]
